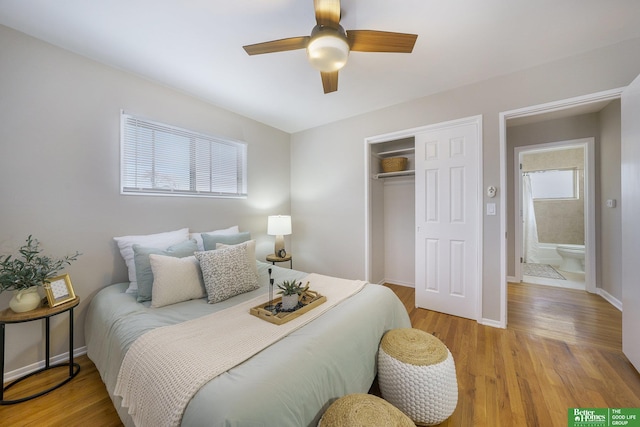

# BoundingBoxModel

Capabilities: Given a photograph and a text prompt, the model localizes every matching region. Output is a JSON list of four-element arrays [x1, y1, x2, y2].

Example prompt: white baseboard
[[480, 318, 505, 329], [4, 346, 87, 383], [507, 275, 517, 283], [597, 288, 622, 311], [383, 279, 415, 288], [382, 280, 502, 328]]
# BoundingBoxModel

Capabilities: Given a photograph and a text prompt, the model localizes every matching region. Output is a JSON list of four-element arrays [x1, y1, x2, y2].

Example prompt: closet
[[368, 136, 416, 287], [366, 116, 482, 319]]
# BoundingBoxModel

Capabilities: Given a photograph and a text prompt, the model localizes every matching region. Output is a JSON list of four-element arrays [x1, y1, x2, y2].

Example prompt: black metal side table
[[0, 296, 80, 404]]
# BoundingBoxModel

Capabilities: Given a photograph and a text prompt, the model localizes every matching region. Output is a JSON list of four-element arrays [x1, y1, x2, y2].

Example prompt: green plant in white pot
[[0, 235, 80, 313], [276, 280, 307, 311]]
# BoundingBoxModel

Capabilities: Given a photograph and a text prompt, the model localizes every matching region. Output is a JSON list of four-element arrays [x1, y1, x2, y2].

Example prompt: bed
[[85, 260, 411, 427]]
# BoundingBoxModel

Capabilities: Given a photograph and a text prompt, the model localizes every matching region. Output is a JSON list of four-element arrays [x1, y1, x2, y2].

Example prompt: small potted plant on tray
[[0, 235, 80, 313], [276, 280, 308, 311]]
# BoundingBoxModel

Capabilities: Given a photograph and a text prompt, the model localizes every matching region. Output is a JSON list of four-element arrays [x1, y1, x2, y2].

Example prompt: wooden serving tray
[[250, 290, 326, 325]]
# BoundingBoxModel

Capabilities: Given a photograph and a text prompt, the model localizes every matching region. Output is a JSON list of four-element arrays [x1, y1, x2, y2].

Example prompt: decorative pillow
[[201, 231, 251, 251], [195, 244, 259, 304], [133, 239, 198, 303], [190, 226, 240, 251], [215, 240, 258, 277], [114, 228, 189, 293], [149, 254, 206, 308]]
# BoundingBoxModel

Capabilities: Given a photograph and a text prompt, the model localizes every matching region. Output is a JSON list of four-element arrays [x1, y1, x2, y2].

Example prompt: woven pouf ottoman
[[378, 328, 458, 426], [318, 393, 414, 427]]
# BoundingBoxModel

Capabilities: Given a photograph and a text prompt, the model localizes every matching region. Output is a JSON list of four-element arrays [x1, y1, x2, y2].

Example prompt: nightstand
[[0, 297, 81, 404], [266, 253, 293, 269]]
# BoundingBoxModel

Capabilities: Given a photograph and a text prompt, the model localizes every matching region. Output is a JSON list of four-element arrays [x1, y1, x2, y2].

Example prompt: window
[[121, 113, 247, 198], [529, 169, 577, 200]]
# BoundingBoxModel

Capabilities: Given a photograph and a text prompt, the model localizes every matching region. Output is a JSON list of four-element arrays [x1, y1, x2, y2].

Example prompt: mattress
[[85, 261, 411, 426]]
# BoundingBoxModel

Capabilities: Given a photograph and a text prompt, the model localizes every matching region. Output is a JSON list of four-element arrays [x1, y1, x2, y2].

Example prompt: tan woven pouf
[[378, 328, 458, 426], [318, 393, 414, 427]]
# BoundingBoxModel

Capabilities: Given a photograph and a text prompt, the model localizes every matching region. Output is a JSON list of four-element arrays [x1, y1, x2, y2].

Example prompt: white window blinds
[[121, 113, 247, 198]]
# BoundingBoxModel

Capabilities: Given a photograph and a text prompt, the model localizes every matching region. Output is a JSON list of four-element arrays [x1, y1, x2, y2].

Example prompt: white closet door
[[415, 118, 481, 320], [621, 72, 640, 372]]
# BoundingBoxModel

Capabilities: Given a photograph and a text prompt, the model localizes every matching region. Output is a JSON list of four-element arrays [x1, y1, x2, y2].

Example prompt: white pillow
[[195, 244, 259, 304], [190, 225, 240, 251], [114, 228, 189, 293], [149, 254, 206, 308], [216, 240, 257, 277]]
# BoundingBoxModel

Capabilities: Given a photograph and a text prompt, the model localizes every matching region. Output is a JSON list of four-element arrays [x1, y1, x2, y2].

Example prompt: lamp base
[[274, 235, 286, 257]]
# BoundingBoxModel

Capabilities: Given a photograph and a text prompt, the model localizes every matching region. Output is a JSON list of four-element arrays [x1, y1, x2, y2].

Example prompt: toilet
[[556, 244, 585, 273]]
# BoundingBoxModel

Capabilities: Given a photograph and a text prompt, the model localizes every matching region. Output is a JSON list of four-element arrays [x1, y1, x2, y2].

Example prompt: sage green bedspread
[[85, 262, 410, 427]]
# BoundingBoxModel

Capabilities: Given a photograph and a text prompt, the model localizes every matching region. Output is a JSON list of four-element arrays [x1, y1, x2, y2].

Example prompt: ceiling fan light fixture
[[306, 27, 350, 72], [243, 1, 417, 93]]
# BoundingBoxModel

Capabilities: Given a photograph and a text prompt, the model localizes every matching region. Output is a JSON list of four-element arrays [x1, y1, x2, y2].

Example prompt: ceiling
[[2, 0, 640, 133]]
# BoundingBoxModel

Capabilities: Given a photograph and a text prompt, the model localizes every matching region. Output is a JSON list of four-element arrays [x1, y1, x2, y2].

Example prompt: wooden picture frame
[[44, 274, 76, 307]]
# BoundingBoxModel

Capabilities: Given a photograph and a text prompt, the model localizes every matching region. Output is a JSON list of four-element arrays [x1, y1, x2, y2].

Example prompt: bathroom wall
[[521, 148, 585, 245]]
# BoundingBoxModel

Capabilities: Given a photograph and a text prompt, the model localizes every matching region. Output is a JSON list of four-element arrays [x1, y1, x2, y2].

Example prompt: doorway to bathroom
[[514, 138, 595, 292]]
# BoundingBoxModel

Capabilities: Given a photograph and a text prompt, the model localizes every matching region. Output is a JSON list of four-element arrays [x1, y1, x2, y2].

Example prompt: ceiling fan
[[243, 0, 418, 94]]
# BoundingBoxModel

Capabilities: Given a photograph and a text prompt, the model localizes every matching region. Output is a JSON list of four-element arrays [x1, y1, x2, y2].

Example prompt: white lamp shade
[[307, 33, 350, 72], [267, 215, 292, 236]]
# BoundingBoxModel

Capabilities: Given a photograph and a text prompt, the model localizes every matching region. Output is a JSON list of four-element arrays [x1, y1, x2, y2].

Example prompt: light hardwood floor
[[1, 282, 639, 426], [390, 282, 640, 426]]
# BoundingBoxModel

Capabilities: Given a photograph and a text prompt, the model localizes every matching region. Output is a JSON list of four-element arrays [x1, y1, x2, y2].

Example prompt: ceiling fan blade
[[347, 30, 417, 53], [243, 36, 310, 55], [321, 71, 338, 94], [314, 0, 341, 27]]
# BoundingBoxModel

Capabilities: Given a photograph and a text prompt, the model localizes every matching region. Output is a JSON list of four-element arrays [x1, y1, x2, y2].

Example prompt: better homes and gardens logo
[[569, 408, 640, 427], [571, 409, 607, 426]]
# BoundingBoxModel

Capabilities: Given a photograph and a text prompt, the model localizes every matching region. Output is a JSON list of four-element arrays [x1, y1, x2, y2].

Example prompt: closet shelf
[[375, 147, 415, 159], [374, 170, 415, 179]]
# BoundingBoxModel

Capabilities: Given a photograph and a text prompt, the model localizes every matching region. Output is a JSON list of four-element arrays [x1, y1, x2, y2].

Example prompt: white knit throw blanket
[[114, 273, 367, 427]]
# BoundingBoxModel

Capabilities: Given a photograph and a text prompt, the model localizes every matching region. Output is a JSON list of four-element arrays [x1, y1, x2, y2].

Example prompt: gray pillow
[[201, 232, 251, 251], [195, 244, 259, 304], [216, 240, 258, 278], [133, 239, 198, 302]]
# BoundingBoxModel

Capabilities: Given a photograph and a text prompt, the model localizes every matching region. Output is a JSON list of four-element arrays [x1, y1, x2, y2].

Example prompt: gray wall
[[383, 178, 415, 287], [599, 101, 622, 300], [291, 38, 640, 323], [0, 25, 291, 372]]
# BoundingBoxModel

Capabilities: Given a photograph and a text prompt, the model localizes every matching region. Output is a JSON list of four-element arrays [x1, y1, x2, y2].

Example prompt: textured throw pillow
[[149, 254, 206, 308], [133, 239, 198, 303], [190, 225, 240, 251], [195, 244, 259, 304], [114, 228, 189, 293], [215, 240, 258, 277], [201, 231, 251, 251]]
